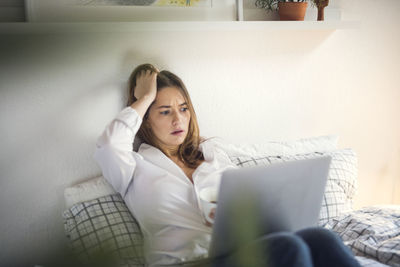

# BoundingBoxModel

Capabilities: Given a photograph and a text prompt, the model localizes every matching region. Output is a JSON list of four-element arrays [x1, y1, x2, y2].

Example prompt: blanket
[[324, 206, 400, 267]]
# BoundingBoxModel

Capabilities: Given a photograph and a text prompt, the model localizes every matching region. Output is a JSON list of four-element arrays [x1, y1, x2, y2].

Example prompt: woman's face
[[147, 86, 191, 153]]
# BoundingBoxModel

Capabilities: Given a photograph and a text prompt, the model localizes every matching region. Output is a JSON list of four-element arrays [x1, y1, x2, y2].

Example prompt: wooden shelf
[[0, 21, 359, 35]]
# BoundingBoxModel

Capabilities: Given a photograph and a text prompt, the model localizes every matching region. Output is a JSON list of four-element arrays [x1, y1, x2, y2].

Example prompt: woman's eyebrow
[[156, 102, 187, 109]]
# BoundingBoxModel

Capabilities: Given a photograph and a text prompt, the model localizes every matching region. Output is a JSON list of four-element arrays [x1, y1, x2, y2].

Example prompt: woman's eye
[[160, 108, 187, 115]]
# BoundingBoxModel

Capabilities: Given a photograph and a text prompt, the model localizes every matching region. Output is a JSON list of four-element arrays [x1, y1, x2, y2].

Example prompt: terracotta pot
[[317, 0, 329, 21], [278, 2, 308, 21]]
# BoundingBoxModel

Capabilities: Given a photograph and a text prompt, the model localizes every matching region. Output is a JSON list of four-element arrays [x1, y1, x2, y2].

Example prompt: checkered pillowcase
[[229, 149, 358, 225], [62, 193, 145, 267], [325, 206, 400, 266]]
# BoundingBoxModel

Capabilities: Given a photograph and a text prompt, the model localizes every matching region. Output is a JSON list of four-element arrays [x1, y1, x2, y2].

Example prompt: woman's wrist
[[130, 95, 154, 119], [141, 93, 156, 103]]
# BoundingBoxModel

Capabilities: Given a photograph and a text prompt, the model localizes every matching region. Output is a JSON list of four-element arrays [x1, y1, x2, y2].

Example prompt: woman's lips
[[171, 130, 184, 135]]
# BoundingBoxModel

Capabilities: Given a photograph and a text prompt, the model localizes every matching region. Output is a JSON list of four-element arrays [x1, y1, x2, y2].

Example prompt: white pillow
[[211, 135, 339, 157], [64, 176, 116, 209]]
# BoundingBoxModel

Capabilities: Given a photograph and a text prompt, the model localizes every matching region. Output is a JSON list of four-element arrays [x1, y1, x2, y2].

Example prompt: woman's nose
[[172, 111, 182, 125]]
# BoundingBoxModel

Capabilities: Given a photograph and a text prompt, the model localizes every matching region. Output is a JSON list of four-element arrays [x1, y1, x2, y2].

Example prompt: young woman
[[94, 63, 361, 267]]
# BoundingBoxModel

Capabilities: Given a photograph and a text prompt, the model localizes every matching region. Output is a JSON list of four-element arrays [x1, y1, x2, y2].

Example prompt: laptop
[[208, 156, 332, 258]]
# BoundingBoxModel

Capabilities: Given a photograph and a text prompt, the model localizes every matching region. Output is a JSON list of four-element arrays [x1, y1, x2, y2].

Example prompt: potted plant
[[255, 0, 308, 21], [311, 0, 329, 21]]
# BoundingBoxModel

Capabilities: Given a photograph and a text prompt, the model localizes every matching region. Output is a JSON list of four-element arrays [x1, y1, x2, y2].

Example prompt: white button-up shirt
[[93, 107, 241, 266]]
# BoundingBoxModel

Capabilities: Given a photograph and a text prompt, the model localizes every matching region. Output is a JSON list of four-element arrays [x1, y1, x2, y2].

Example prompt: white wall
[[1, 0, 399, 265]]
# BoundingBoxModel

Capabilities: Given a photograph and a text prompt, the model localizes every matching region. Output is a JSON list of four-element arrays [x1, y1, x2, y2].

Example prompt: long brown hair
[[127, 63, 205, 168]]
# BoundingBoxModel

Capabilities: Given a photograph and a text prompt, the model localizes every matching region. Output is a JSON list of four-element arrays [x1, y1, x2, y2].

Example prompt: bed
[[62, 135, 400, 267]]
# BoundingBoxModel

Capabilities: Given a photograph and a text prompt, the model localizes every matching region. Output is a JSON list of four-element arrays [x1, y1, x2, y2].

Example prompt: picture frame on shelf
[[25, 0, 239, 22]]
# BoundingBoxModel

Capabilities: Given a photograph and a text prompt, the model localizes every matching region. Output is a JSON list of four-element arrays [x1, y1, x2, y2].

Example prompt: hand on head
[[134, 68, 159, 102]]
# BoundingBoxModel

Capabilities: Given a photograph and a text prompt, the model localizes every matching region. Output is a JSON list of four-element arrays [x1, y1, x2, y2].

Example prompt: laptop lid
[[209, 156, 332, 258]]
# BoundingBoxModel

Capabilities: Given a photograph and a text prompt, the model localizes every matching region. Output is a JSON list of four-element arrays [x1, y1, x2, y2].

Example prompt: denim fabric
[[207, 227, 361, 267], [295, 227, 361, 267]]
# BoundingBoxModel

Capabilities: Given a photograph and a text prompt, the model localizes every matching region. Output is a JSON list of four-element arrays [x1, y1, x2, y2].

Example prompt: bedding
[[64, 175, 116, 209], [63, 194, 399, 267], [209, 135, 339, 157], [63, 136, 398, 267], [325, 206, 400, 267], [63, 194, 145, 267]]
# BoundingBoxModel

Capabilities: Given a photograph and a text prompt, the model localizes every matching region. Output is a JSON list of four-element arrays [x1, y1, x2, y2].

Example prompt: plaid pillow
[[62, 193, 145, 267], [229, 149, 358, 225]]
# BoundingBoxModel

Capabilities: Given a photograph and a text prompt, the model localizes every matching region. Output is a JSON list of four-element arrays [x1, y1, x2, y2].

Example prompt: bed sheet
[[325, 206, 400, 267]]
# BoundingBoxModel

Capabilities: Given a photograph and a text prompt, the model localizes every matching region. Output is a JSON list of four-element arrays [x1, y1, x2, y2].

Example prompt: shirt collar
[[137, 141, 213, 179], [138, 141, 212, 159], [138, 143, 189, 181]]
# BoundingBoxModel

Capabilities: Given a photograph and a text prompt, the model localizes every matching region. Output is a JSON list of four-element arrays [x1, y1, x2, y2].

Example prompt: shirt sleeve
[[93, 106, 142, 197]]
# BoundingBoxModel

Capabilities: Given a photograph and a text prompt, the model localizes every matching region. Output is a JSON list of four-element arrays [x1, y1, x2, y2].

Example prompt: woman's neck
[[162, 145, 180, 159]]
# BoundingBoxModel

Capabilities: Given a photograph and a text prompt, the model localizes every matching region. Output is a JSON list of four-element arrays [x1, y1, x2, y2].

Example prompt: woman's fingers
[[134, 68, 158, 101], [209, 208, 216, 220], [137, 70, 149, 81], [138, 69, 157, 79], [204, 208, 216, 227]]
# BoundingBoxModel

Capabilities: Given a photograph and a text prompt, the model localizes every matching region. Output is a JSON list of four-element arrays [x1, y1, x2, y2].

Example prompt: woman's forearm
[[130, 94, 155, 119], [94, 107, 142, 196]]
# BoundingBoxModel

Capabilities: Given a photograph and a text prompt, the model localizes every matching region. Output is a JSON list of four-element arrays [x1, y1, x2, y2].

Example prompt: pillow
[[62, 193, 145, 267], [229, 149, 358, 225], [211, 135, 339, 157], [64, 176, 116, 209]]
